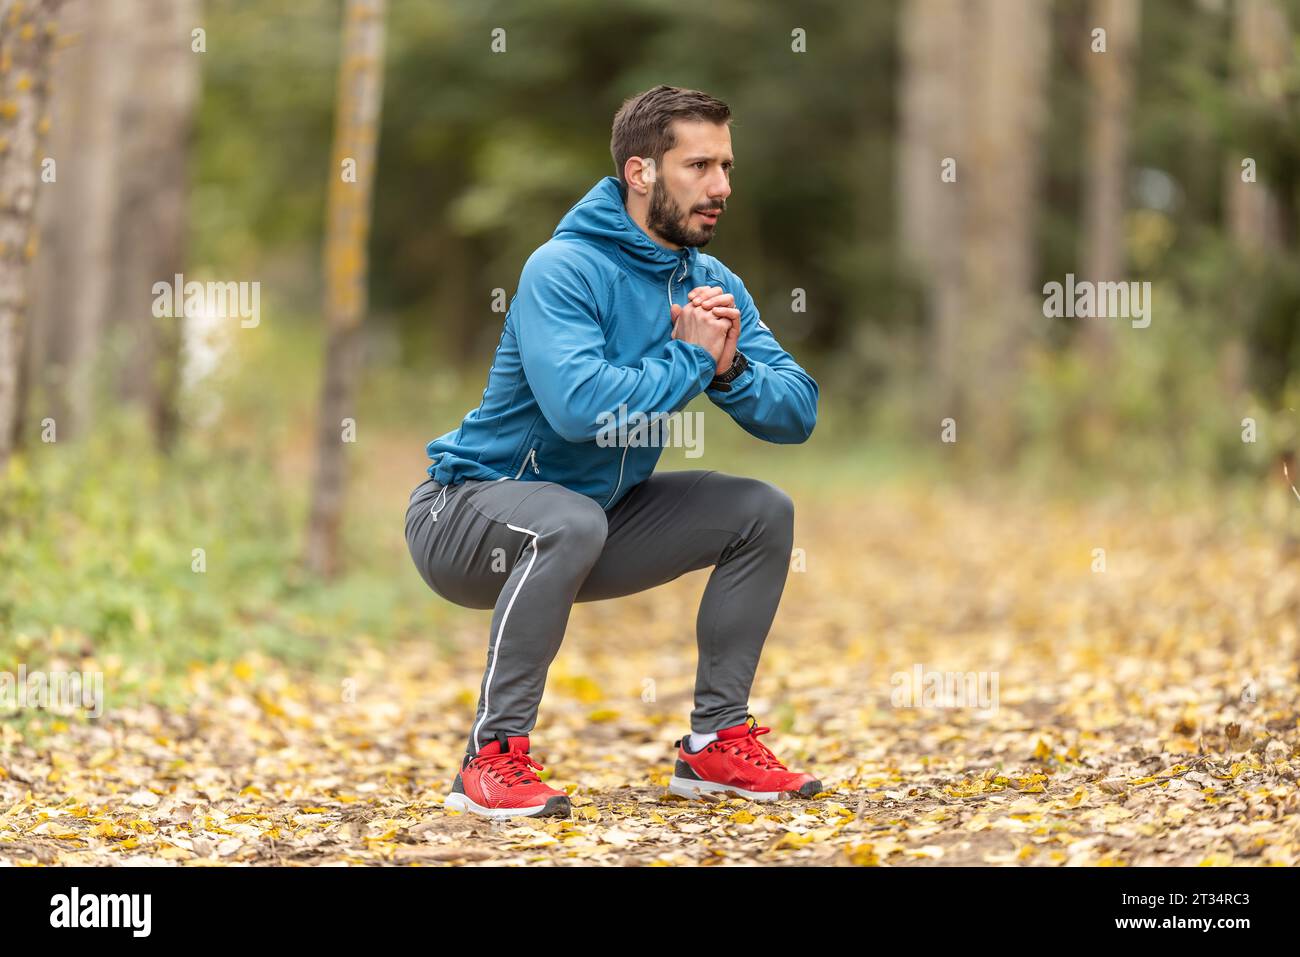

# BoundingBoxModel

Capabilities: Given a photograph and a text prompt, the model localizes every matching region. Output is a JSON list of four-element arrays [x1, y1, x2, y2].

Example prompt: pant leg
[[575, 470, 796, 734], [405, 477, 609, 755]]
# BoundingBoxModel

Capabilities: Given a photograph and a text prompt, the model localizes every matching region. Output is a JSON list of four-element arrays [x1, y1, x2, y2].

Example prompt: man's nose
[[710, 171, 731, 203]]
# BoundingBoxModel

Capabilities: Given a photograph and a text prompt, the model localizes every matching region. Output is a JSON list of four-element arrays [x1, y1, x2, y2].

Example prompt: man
[[405, 85, 821, 819]]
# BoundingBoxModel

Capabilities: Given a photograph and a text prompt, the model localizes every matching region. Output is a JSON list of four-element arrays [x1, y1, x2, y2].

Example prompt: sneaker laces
[[473, 749, 544, 787], [720, 719, 789, 771]]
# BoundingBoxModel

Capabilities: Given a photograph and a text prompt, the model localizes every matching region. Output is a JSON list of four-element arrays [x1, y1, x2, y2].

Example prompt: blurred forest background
[[2, 0, 1299, 710]]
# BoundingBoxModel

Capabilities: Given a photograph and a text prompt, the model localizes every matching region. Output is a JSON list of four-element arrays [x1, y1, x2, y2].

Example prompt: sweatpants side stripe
[[472, 522, 540, 753]]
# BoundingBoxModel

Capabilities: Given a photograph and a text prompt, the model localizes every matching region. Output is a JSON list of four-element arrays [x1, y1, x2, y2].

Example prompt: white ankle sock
[[688, 731, 719, 751]]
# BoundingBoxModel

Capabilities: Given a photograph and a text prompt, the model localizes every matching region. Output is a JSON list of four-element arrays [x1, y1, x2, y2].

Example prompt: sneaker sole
[[668, 775, 822, 802], [443, 791, 571, 819]]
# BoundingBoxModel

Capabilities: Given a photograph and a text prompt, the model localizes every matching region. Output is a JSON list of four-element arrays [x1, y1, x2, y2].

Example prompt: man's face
[[645, 119, 733, 249]]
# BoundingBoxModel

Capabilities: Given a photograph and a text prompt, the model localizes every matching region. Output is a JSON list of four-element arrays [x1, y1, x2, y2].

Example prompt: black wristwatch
[[709, 351, 748, 391]]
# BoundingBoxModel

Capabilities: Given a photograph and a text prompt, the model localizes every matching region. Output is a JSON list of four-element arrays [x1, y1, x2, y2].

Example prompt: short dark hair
[[610, 85, 732, 193]]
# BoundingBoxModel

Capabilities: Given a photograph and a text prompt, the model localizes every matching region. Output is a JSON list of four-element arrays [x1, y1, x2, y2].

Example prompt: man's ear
[[626, 157, 655, 195]]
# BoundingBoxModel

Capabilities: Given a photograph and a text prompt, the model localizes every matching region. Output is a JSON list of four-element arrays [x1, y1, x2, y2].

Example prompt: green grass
[[0, 407, 453, 725]]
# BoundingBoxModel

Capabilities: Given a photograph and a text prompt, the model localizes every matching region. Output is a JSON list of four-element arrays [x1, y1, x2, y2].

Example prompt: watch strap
[[709, 351, 748, 391]]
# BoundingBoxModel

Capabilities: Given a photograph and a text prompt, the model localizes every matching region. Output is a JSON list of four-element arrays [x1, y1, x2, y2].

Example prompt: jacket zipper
[[666, 251, 688, 315], [613, 252, 684, 511], [595, 254, 686, 512], [514, 447, 539, 480]]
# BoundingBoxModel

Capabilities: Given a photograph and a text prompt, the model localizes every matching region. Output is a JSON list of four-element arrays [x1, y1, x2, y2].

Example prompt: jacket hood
[[552, 176, 698, 285]]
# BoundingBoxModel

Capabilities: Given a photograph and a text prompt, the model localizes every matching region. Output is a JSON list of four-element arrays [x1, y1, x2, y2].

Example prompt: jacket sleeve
[[513, 246, 719, 443], [704, 271, 818, 443]]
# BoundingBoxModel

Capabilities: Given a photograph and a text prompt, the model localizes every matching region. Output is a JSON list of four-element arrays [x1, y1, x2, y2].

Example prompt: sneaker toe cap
[[536, 794, 571, 817], [794, 777, 823, 798]]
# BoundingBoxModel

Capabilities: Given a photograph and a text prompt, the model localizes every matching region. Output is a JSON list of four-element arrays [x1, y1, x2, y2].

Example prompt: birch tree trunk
[[23, 0, 125, 443], [303, 0, 387, 578], [0, 0, 62, 468]]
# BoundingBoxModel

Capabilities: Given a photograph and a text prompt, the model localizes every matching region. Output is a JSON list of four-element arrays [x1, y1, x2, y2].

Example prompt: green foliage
[[0, 397, 452, 712], [1016, 296, 1300, 494]]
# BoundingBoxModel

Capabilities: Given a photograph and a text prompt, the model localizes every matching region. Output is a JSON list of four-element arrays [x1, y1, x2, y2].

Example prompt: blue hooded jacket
[[425, 175, 818, 510]]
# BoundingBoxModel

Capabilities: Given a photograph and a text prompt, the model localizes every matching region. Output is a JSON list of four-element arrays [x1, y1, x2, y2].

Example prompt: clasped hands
[[669, 286, 740, 376]]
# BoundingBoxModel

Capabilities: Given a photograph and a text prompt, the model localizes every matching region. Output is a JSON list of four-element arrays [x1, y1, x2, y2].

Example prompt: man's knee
[[734, 477, 795, 533], [539, 492, 609, 563]]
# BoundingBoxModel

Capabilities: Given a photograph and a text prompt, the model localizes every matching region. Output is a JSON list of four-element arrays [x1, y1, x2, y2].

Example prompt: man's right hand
[[669, 301, 734, 364]]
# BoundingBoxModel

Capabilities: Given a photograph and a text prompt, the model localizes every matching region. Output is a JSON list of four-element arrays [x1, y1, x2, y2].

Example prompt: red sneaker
[[669, 715, 823, 801], [444, 733, 571, 819]]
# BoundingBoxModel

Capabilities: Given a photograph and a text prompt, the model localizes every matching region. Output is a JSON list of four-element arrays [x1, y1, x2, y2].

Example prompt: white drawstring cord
[[429, 484, 450, 521]]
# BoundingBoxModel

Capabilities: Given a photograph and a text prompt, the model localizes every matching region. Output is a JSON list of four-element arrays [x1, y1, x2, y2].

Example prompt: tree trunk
[[1081, 0, 1141, 363], [108, 0, 201, 451], [959, 0, 1051, 462], [23, 0, 125, 443], [1222, 0, 1290, 404], [0, 0, 63, 468], [23, 0, 197, 451], [303, 0, 387, 579], [898, 0, 1049, 459], [898, 0, 968, 429]]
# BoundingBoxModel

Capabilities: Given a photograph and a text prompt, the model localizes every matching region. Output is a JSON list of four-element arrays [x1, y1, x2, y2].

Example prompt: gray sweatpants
[[404, 470, 795, 756]]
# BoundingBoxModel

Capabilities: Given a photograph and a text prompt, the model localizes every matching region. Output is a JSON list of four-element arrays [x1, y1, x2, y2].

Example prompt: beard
[[647, 178, 720, 248]]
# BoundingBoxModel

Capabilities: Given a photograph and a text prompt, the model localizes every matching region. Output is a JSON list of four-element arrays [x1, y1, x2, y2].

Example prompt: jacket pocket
[[509, 422, 546, 481], [506, 416, 543, 480], [513, 444, 541, 480]]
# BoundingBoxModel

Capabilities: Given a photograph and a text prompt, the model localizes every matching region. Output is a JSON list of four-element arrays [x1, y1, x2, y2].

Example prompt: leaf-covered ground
[[2, 484, 1298, 866]]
